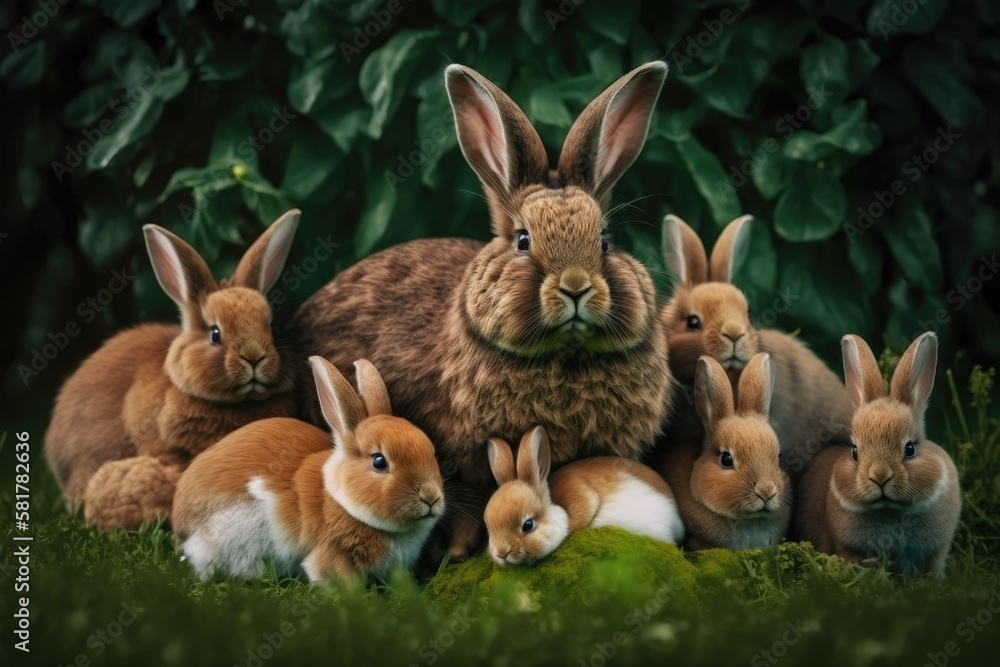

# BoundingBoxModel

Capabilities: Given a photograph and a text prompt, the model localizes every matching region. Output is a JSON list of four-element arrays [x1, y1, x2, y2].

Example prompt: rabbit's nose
[[721, 329, 746, 343], [754, 483, 778, 504], [559, 268, 592, 299], [868, 465, 894, 488], [419, 486, 442, 509]]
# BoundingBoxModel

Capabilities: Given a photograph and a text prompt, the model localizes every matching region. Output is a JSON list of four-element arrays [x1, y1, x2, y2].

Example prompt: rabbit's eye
[[210, 325, 221, 344], [904, 441, 917, 458], [516, 230, 530, 252], [851, 445, 859, 462], [720, 451, 734, 468], [600, 233, 609, 254], [372, 453, 388, 472], [522, 518, 535, 533], [686, 315, 701, 330]]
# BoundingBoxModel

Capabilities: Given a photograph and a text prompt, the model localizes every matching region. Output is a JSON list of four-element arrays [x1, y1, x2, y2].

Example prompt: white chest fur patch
[[591, 477, 685, 544]]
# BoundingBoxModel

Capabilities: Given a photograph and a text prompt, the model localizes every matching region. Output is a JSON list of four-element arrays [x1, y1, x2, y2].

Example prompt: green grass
[[3, 367, 1000, 666]]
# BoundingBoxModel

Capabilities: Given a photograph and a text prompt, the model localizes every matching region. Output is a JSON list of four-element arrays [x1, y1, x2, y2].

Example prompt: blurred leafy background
[[1, 0, 998, 418]]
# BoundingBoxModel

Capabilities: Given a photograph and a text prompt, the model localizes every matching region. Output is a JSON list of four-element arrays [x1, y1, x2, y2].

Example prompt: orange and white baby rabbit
[[658, 353, 791, 551], [172, 357, 445, 581], [795, 333, 961, 578], [484, 426, 684, 566]]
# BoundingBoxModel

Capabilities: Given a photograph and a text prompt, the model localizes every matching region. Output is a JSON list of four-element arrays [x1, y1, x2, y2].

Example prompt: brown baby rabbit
[[484, 426, 684, 566], [173, 357, 445, 581], [661, 214, 853, 473], [45, 210, 301, 531], [794, 333, 961, 578], [292, 63, 673, 558], [658, 353, 791, 551]]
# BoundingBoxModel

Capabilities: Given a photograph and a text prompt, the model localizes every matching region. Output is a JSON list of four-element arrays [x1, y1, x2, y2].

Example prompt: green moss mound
[[424, 529, 923, 611]]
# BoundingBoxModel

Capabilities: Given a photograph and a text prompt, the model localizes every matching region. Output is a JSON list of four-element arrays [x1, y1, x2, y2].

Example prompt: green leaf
[[867, 0, 948, 38], [63, 83, 122, 128], [359, 30, 441, 139], [519, 0, 551, 46], [100, 0, 162, 28], [773, 163, 846, 242], [675, 136, 742, 226], [800, 36, 879, 111], [432, 0, 499, 26], [579, 0, 638, 45], [901, 41, 983, 128], [289, 57, 353, 114], [676, 60, 756, 119], [354, 176, 398, 257], [1, 42, 46, 89], [882, 205, 943, 294], [781, 252, 871, 340], [85, 94, 165, 171], [847, 232, 884, 295], [79, 205, 135, 268], [782, 100, 882, 160], [281, 128, 339, 201]]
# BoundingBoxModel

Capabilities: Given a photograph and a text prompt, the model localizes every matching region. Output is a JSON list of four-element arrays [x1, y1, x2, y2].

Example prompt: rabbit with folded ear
[[484, 426, 684, 566], [660, 214, 853, 473], [45, 210, 301, 531], [794, 333, 960, 578], [292, 63, 673, 559], [173, 357, 445, 581], [657, 353, 791, 551]]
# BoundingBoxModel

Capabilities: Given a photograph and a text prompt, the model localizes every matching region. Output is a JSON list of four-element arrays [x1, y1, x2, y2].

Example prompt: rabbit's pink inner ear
[[487, 438, 516, 485], [694, 356, 734, 431], [310, 356, 364, 446], [662, 215, 708, 288], [143, 225, 215, 311], [841, 335, 884, 409], [559, 61, 667, 203], [353, 359, 392, 417], [709, 215, 753, 284], [737, 353, 775, 416], [516, 426, 550, 486], [891, 332, 938, 427], [233, 209, 301, 293]]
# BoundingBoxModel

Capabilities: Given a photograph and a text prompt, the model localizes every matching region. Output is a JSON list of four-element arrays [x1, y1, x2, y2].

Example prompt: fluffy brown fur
[[793, 333, 961, 578], [291, 63, 674, 558], [659, 214, 852, 476], [45, 211, 301, 531], [173, 358, 445, 581], [657, 353, 791, 551]]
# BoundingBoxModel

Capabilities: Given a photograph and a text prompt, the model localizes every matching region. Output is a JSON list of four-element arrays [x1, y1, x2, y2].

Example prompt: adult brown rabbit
[[45, 211, 301, 531], [291, 63, 673, 558]]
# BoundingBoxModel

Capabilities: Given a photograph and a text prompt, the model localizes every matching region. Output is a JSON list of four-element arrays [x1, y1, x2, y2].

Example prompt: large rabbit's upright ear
[[841, 335, 885, 410], [694, 355, 735, 432], [890, 332, 938, 434], [737, 353, 775, 417], [662, 214, 708, 288], [558, 61, 668, 205], [445, 65, 549, 236], [232, 209, 300, 293], [487, 437, 516, 486], [516, 426, 552, 488], [309, 356, 365, 450], [143, 224, 218, 320], [353, 359, 392, 418], [708, 215, 753, 284]]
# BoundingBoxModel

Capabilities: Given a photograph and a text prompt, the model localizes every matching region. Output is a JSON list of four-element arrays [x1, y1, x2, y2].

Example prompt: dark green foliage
[[1, 0, 998, 408]]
